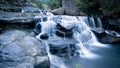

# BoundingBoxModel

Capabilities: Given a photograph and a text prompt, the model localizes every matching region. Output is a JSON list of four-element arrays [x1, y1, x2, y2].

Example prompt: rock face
[[0, 29, 50, 68], [52, 0, 80, 16], [0, 11, 45, 29]]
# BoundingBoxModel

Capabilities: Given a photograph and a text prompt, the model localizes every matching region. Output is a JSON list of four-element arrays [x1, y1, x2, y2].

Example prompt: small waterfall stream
[[35, 15, 103, 68]]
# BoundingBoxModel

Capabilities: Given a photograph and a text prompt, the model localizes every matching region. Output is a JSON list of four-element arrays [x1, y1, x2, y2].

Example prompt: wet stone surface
[[47, 36, 79, 57]]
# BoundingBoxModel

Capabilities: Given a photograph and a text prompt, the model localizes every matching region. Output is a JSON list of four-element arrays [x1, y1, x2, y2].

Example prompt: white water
[[97, 18, 102, 28], [36, 15, 103, 68], [36, 20, 56, 39], [77, 16, 102, 28], [44, 41, 67, 68]]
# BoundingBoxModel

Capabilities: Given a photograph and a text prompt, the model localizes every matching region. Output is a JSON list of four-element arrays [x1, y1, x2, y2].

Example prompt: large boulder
[[62, 0, 79, 16], [52, 0, 80, 16], [0, 29, 50, 68], [52, 7, 65, 15]]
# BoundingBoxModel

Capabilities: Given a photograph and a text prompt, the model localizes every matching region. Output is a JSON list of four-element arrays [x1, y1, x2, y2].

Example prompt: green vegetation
[[45, 0, 62, 10], [74, 0, 120, 17], [0, 0, 119, 17], [32, 0, 43, 9]]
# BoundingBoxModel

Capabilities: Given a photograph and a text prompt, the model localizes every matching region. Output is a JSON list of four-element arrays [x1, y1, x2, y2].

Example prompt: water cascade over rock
[[35, 15, 103, 68], [77, 16, 102, 28]]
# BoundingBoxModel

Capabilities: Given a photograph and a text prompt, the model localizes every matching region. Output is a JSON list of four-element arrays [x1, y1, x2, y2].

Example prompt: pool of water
[[64, 44, 120, 68]]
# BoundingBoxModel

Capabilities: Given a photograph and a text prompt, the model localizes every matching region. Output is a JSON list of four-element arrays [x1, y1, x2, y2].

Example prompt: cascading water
[[44, 41, 67, 68], [77, 16, 102, 28], [96, 18, 102, 28], [35, 15, 103, 68]]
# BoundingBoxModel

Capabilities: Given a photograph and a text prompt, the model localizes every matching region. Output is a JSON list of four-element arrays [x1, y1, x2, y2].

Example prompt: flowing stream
[[36, 15, 120, 68]]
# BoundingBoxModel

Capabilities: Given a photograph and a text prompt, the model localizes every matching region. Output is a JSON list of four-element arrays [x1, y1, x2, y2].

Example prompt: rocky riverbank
[[0, 29, 50, 68]]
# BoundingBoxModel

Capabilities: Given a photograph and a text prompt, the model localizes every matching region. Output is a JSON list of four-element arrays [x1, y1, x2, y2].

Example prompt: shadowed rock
[[92, 28, 120, 44]]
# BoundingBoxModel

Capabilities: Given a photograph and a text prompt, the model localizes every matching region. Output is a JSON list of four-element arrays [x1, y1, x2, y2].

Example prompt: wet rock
[[0, 28, 3, 33], [49, 43, 76, 57], [93, 29, 120, 44], [34, 23, 41, 35], [0, 29, 50, 68], [40, 33, 49, 40], [48, 37, 78, 57], [102, 18, 120, 32], [34, 56, 50, 68], [56, 23, 73, 38]]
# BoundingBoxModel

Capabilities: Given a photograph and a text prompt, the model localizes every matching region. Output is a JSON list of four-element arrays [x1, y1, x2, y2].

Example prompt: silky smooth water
[[36, 15, 120, 68], [65, 44, 120, 68]]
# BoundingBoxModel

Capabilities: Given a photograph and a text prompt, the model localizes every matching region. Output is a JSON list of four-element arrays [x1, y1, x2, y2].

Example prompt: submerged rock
[[0, 29, 50, 68], [47, 36, 79, 57]]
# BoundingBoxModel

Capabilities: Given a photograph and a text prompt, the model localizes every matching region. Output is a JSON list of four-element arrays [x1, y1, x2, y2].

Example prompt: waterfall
[[44, 41, 67, 68], [97, 18, 102, 28], [54, 15, 99, 43], [46, 11, 54, 16], [77, 16, 102, 28], [36, 20, 56, 39], [35, 15, 102, 68]]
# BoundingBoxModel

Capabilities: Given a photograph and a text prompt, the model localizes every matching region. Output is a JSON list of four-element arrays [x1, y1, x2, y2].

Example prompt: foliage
[[46, 0, 62, 10], [74, 0, 120, 17], [74, 0, 101, 16], [32, 0, 43, 9]]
